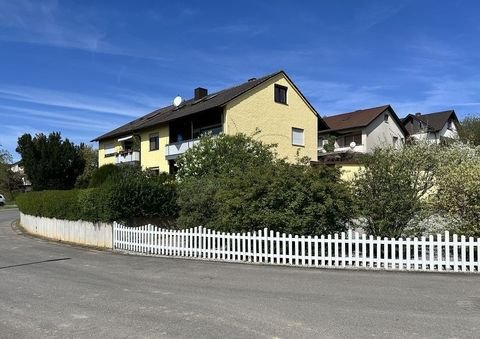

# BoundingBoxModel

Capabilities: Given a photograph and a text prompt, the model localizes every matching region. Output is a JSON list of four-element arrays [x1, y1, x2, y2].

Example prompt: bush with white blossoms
[[431, 143, 480, 237]]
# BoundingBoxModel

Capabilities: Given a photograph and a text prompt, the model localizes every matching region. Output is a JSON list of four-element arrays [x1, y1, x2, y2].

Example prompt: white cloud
[[0, 85, 152, 117], [0, 0, 168, 61]]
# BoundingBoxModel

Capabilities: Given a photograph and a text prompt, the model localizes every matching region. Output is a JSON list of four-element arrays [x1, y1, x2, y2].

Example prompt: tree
[[0, 148, 23, 200], [16, 132, 85, 191], [75, 144, 98, 188], [176, 134, 353, 235], [353, 143, 438, 238], [458, 115, 480, 146]]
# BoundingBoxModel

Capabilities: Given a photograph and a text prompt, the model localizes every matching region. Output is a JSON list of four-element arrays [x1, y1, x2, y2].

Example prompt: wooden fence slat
[[111, 224, 478, 274]]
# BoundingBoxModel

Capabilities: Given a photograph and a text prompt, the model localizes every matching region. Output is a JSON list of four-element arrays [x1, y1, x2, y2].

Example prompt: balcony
[[116, 151, 140, 164], [165, 139, 200, 159], [332, 144, 366, 153]]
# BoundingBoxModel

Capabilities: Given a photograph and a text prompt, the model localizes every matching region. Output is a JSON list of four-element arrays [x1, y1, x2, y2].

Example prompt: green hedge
[[17, 190, 82, 220], [17, 169, 178, 224]]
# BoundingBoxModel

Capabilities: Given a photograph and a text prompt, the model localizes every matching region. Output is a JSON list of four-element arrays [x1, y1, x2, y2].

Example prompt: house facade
[[10, 162, 32, 191], [93, 71, 321, 173], [317, 105, 408, 180], [402, 110, 459, 144], [318, 105, 407, 157]]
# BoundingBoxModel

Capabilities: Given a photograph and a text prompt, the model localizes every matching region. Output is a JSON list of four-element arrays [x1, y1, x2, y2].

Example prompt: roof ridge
[[92, 70, 285, 141], [325, 104, 390, 118]]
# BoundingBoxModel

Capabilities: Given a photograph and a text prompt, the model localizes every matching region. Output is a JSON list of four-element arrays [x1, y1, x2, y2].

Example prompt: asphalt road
[[0, 209, 479, 338]]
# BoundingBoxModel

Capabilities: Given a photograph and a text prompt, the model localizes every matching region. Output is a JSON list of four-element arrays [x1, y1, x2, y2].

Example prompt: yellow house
[[93, 71, 324, 174]]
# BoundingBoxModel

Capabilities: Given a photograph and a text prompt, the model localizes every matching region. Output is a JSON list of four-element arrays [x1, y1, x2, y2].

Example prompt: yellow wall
[[224, 74, 318, 162], [98, 140, 120, 167], [339, 164, 363, 181], [139, 125, 170, 172]]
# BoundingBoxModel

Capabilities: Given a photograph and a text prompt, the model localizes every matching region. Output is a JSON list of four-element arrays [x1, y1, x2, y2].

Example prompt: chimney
[[415, 112, 421, 116], [194, 87, 208, 100]]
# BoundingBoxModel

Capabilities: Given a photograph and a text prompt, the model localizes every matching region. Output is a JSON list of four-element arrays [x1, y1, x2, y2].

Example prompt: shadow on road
[[0, 257, 71, 270]]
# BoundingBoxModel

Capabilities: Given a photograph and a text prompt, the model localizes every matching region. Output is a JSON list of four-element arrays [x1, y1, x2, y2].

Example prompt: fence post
[[469, 236, 475, 272], [444, 231, 450, 271], [301, 235, 306, 266], [429, 235, 435, 271], [270, 230, 275, 264], [460, 235, 467, 272], [437, 233, 443, 271]]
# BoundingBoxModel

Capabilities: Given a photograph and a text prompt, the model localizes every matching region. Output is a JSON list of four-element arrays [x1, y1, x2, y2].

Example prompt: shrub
[[17, 190, 82, 220], [353, 143, 438, 238], [88, 164, 120, 188], [17, 167, 178, 225], [177, 134, 353, 235], [104, 169, 178, 225], [432, 143, 480, 236]]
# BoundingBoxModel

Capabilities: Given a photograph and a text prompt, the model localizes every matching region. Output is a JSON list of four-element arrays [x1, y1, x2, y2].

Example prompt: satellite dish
[[173, 96, 184, 107], [349, 141, 356, 149]]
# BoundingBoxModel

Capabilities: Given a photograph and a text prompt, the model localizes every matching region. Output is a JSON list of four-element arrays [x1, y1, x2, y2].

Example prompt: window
[[343, 133, 362, 146], [274, 84, 287, 104], [393, 136, 399, 148], [149, 133, 159, 151], [104, 143, 115, 157], [447, 120, 454, 130], [193, 124, 222, 139], [148, 167, 160, 176], [292, 128, 304, 146], [384, 114, 389, 123]]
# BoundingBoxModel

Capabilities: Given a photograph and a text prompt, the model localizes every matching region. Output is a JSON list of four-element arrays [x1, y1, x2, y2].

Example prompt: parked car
[[0, 194, 5, 206]]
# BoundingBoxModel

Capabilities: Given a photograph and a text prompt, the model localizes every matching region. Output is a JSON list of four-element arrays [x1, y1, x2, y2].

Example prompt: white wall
[[20, 213, 113, 249], [439, 121, 458, 140], [365, 109, 405, 152]]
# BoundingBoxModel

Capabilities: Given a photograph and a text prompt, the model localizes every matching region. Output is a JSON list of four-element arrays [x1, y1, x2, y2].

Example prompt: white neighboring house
[[402, 110, 459, 144], [317, 105, 408, 162], [10, 162, 32, 191]]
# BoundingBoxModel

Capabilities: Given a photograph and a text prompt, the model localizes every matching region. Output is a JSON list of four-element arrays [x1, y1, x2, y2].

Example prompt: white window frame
[[104, 143, 116, 157], [292, 128, 304, 146]]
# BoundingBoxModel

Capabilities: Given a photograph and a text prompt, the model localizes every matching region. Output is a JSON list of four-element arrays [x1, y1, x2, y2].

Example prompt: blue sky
[[1, 0, 479, 160]]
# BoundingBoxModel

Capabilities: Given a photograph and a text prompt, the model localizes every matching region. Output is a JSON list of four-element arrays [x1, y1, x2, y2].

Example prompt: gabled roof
[[93, 70, 323, 142], [319, 105, 408, 135], [402, 110, 458, 134]]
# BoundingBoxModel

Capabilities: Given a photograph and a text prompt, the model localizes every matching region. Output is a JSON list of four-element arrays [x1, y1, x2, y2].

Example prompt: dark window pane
[[149, 134, 159, 151], [274, 85, 287, 104]]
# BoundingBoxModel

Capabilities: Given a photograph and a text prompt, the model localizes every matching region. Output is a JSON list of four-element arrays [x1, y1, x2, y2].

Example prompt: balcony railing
[[333, 144, 366, 153], [116, 151, 140, 164], [165, 139, 200, 159]]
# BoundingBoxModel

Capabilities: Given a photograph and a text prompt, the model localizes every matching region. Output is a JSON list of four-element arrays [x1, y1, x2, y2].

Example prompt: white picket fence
[[113, 223, 480, 273]]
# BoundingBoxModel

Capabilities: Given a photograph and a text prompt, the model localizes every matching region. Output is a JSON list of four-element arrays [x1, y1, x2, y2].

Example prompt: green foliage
[[88, 164, 119, 188], [16, 190, 82, 220], [16, 132, 85, 191], [458, 115, 480, 146], [101, 167, 178, 225], [176, 133, 277, 179], [17, 166, 178, 224], [432, 143, 480, 236], [0, 148, 23, 200], [353, 143, 438, 238], [75, 144, 98, 188], [177, 133, 353, 235], [323, 136, 336, 153]]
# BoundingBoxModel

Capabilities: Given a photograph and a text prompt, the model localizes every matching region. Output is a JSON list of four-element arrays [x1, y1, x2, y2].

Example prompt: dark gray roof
[[402, 110, 458, 134], [93, 70, 321, 141]]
